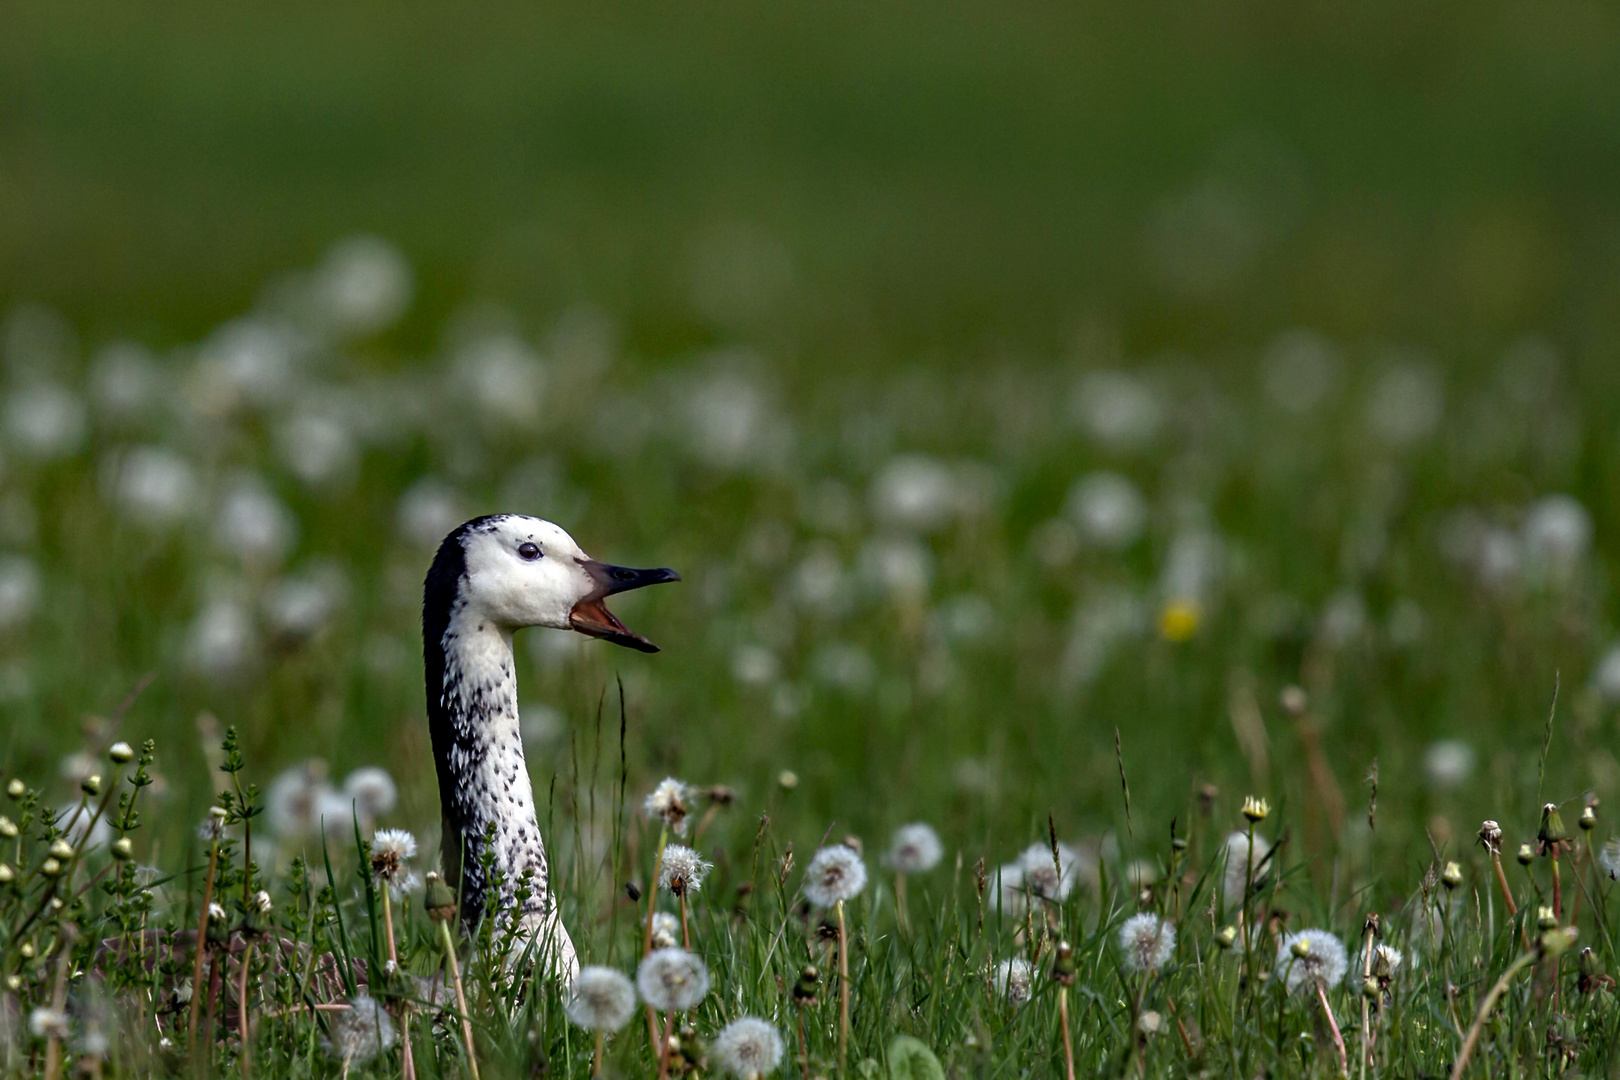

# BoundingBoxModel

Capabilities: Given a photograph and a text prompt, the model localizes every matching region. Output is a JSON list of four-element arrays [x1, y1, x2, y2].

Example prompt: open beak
[[569, 560, 681, 653]]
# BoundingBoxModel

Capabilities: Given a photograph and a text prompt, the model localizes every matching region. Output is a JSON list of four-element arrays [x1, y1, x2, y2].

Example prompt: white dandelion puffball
[[214, 477, 298, 567], [636, 948, 710, 1012], [1065, 472, 1148, 550], [870, 453, 960, 533], [658, 844, 713, 895], [325, 995, 396, 1064], [1522, 493, 1591, 580], [1071, 369, 1163, 451], [1261, 328, 1342, 414], [1422, 740, 1475, 791], [28, 1006, 70, 1041], [1598, 838, 1620, 881], [993, 957, 1034, 1005], [265, 761, 332, 836], [1350, 943, 1404, 985], [644, 777, 695, 835], [714, 1016, 785, 1078], [0, 556, 41, 631], [1222, 831, 1270, 908], [1015, 841, 1082, 903], [1365, 361, 1443, 446], [5, 383, 86, 460], [994, 863, 1030, 917], [369, 829, 417, 885], [650, 911, 680, 950], [1593, 646, 1620, 704], [111, 446, 199, 528], [316, 235, 414, 337], [1118, 913, 1176, 972], [397, 479, 465, 549], [185, 598, 257, 682], [1276, 929, 1348, 993], [884, 823, 943, 875], [454, 331, 548, 430], [803, 844, 867, 907], [565, 966, 638, 1032], [343, 767, 398, 818]]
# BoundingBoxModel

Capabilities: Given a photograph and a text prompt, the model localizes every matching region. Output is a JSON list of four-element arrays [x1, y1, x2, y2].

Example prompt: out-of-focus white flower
[[870, 455, 959, 533], [368, 829, 417, 886], [28, 1006, 69, 1041], [1065, 472, 1147, 550], [883, 823, 943, 875], [684, 368, 778, 470], [520, 702, 565, 744], [731, 644, 779, 687], [1522, 494, 1591, 584], [214, 476, 297, 567], [1593, 646, 1620, 703], [191, 317, 306, 413], [657, 844, 713, 896], [858, 536, 933, 600], [398, 479, 465, 550], [992, 957, 1034, 1005], [713, 1016, 785, 1079], [1015, 842, 1085, 903], [1350, 943, 1404, 985], [56, 802, 112, 848], [650, 911, 679, 949], [108, 446, 199, 528], [275, 407, 358, 489], [1277, 929, 1348, 992], [1317, 591, 1367, 649], [1365, 361, 1442, 447], [4, 383, 86, 459], [263, 567, 347, 640], [1598, 838, 1620, 880], [643, 778, 694, 836], [636, 948, 710, 1012], [1059, 587, 1147, 692], [565, 966, 638, 1033], [343, 767, 398, 819], [803, 844, 867, 907], [454, 332, 547, 430], [792, 546, 848, 614], [89, 341, 164, 423], [185, 597, 256, 682], [0, 556, 40, 631], [315, 236, 413, 337], [1161, 528, 1224, 608], [1422, 740, 1475, 791], [1261, 328, 1342, 414], [1222, 831, 1270, 908], [324, 995, 396, 1065], [266, 761, 332, 837], [1071, 370, 1163, 451], [1118, 913, 1176, 972]]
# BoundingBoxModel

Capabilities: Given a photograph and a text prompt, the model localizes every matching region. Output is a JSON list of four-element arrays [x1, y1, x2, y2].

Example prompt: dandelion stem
[[436, 917, 480, 1080], [797, 1008, 810, 1080], [1313, 981, 1347, 1077], [238, 940, 255, 1077], [42, 932, 71, 1080], [592, 1030, 604, 1077], [187, 838, 221, 1063], [837, 898, 851, 1073], [1489, 851, 1517, 917], [678, 890, 690, 950], [656, 1010, 675, 1080], [1057, 985, 1076, 1080]]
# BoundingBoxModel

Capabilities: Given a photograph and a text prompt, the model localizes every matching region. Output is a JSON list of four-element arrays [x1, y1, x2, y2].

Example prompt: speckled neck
[[423, 521, 576, 976]]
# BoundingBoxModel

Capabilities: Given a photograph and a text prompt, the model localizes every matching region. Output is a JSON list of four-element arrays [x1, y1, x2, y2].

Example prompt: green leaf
[[888, 1036, 945, 1080]]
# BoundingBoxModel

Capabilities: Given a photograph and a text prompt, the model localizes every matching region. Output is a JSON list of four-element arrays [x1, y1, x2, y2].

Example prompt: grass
[[3, 0, 1620, 1073]]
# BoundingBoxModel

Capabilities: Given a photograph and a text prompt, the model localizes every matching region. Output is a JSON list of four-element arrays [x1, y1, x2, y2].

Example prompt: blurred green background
[[3, 0, 1620, 881]]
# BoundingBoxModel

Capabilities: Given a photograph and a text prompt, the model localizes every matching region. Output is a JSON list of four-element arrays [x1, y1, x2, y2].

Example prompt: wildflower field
[[5, 1, 1620, 1076]]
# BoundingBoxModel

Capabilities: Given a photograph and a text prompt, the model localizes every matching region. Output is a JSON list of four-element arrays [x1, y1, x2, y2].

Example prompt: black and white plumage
[[423, 514, 677, 979]]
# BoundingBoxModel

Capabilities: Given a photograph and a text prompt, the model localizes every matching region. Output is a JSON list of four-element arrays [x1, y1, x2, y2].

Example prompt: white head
[[435, 514, 679, 652]]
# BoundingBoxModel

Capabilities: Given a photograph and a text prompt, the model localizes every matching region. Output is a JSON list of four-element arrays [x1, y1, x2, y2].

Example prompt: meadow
[[4, 1, 1620, 1075]]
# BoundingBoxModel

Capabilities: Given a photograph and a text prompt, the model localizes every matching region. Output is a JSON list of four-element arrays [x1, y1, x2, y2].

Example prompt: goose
[[423, 515, 678, 979]]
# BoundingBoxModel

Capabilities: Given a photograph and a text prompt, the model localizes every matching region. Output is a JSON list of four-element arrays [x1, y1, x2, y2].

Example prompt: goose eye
[[518, 542, 542, 561]]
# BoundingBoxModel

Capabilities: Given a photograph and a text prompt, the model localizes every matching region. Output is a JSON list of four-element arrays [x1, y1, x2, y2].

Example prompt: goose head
[[454, 515, 680, 652]]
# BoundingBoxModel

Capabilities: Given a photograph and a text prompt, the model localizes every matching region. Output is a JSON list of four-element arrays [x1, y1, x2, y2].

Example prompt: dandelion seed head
[[714, 1016, 785, 1078], [650, 911, 680, 950], [803, 844, 867, 907], [883, 823, 943, 875], [370, 829, 417, 885], [1352, 943, 1404, 983], [208, 902, 227, 922], [325, 995, 396, 1064], [564, 966, 638, 1032], [343, 767, 398, 819], [28, 1007, 68, 1041], [644, 778, 695, 836], [1222, 831, 1270, 907], [1276, 929, 1348, 992], [1118, 913, 1176, 972], [266, 760, 331, 837], [1598, 838, 1620, 881], [658, 844, 713, 896], [1015, 842, 1081, 902], [636, 947, 710, 1012], [992, 957, 1034, 1004]]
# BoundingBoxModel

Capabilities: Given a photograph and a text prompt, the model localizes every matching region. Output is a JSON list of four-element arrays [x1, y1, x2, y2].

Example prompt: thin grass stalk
[[1449, 949, 1537, 1080], [836, 898, 851, 1072], [436, 918, 480, 1080], [1313, 981, 1347, 1076], [238, 940, 255, 1077], [187, 838, 221, 1061]]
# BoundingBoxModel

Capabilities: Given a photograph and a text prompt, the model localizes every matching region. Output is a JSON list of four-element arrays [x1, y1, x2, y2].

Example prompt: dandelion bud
[[1441, 862, 1463, 889], [39, 858, 61, 877], [1215, 925, 1238, 950], [1241, 796, 1270, 823], [423, 871, 456, 919], [6, 779, 24, 799], [1362, 976, 1380, 999], [1579, 947, 1599, 977], [111, 838, 133, 861], [1517, 843, 1534, 866], [108, 742, 134, 764], [1579, 805, 1597, 832], [1171, 836, 1188, 852], [777, 770, 799, 791], [1290, 937, 1312, 960], [19, 942, 35, 959], [3, 975, 18, 991], [252, 890, 272, 914], [1477, 820, 1502, 854], [1051, 940, 1077, 985], [792, 965, 820, 1005], [1538, 803, 1570, 846], [81, 775, 101, 797], [1137, 1010, 1163, 1036], [1537, 905, 1558, 930], [1541, 925, 1578, 958], [49, 839, 73, 860], [0, 864, 12, 883], [1279, 685, 1307, 716], [0, 816, 16, 839]]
